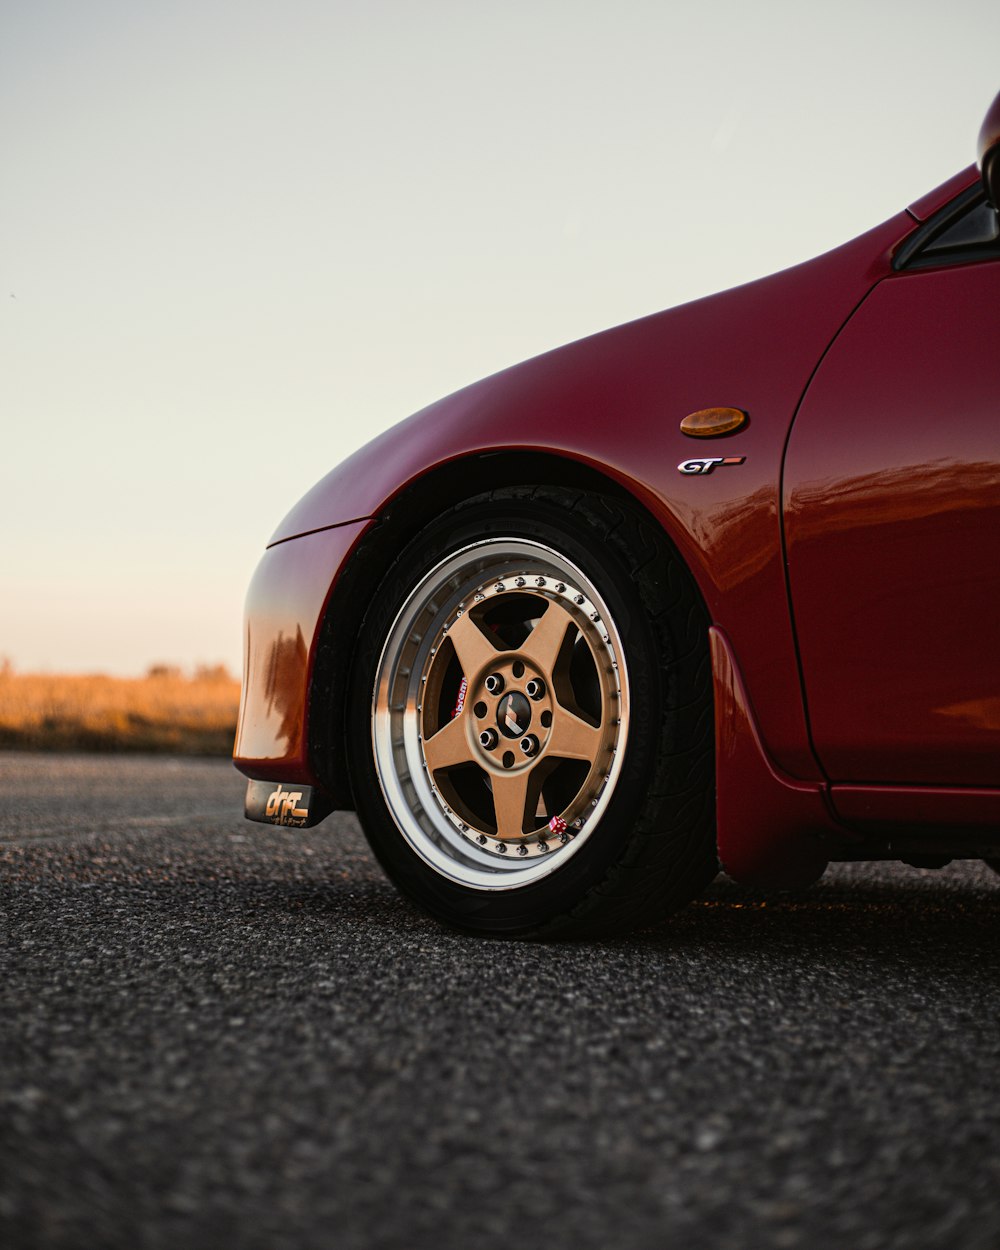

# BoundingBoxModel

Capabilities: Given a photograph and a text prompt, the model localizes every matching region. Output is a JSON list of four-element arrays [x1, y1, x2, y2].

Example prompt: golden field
[[0, 665, 240, 755]]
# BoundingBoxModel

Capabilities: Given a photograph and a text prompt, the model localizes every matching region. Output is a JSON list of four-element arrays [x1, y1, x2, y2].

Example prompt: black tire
[[347, 485, 717, 937]]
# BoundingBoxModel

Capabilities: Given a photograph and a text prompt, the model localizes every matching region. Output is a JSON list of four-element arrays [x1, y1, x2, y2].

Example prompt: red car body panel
[[831, 784, 1000, 832], [260, 211, 911, 787], [710, 627, 849, 885], [784, 259, 1000, 788], [234, 152, 1000, 886]]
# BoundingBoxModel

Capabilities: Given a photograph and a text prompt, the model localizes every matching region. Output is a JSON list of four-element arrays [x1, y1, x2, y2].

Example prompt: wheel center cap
[[497, 691, 531, 739]]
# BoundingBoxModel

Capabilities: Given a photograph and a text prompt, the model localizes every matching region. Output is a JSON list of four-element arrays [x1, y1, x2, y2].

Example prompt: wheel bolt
[[519, 735, 539, 758], [525, 678, 545, 701], [479, 728, 499, 750], [485, 673, 505, 695]]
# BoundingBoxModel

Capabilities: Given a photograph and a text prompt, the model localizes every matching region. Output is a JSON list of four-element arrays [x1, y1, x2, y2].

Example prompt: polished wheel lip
[[371, 538, 630, 891]]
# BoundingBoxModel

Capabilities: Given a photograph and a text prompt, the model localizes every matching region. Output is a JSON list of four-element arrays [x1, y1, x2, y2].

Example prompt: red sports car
[[234, 92, 1000, 937]]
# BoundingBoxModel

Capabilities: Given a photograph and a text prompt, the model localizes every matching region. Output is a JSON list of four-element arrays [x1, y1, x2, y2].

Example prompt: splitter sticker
[[244, 779, 334, 828], [265, 785, 308, 825], [677, 456, 746, 476]]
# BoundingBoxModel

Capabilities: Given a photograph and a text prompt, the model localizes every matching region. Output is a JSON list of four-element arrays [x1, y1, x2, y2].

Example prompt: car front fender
[[263, 209, 910, 782]]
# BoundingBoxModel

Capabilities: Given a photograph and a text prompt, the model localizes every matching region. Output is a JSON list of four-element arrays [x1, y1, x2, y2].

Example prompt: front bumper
[[233, 518, 370, 789]]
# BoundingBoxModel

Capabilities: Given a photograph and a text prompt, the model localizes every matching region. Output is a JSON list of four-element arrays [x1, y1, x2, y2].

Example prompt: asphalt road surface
[[2, 753, 999, 1250]]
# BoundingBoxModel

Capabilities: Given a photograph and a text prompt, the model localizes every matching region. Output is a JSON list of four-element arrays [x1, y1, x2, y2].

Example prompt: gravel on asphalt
[[1, 753, 999, 1250]]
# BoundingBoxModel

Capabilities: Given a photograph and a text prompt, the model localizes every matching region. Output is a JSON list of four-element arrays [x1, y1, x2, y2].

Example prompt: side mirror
[[978, 90, 1000, 208]]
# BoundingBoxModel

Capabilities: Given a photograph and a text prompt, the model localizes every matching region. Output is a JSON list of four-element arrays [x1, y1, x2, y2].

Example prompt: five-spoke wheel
[[350, 487, 717, 936], [372, 539, 629, 886]]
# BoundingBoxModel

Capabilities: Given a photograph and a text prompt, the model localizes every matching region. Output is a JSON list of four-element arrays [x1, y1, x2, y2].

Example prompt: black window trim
[[893, 182, 1000, 272]]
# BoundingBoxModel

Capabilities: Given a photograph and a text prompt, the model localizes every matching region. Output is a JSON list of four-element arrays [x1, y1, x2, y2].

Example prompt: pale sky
[[2, 0, 998, 675]]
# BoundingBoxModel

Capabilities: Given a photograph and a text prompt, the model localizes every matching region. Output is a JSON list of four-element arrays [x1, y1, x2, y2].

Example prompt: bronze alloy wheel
[[372, 538, 630, 889], [350, 487, 717, 937]]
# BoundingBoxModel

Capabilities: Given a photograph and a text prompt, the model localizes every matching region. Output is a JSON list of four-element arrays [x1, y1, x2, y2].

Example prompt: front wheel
[[348, 487, 717, 937]]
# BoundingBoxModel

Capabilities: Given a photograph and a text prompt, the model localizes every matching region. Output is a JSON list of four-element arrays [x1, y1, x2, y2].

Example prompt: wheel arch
[[306, 448, 711, 808]]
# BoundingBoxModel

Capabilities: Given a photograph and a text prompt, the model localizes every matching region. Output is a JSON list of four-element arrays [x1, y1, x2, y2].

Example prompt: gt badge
[[677, 456, 746, 476]]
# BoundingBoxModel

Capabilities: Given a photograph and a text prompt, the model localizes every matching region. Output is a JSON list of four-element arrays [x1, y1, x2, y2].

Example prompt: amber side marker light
[[680, 407, 748, 438]]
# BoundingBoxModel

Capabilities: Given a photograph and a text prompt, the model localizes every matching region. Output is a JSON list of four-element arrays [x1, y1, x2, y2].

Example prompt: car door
[[783, 186, 1000, 787]]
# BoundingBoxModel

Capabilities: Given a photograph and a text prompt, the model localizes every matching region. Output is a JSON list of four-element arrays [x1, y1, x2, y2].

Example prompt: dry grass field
[[0, 664, 240, 755]]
